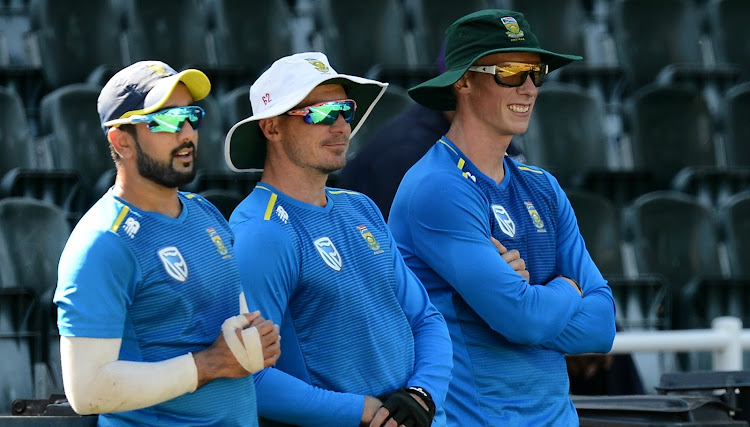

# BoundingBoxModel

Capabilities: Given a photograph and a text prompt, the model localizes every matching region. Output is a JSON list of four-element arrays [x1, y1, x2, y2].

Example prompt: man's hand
[[369, 388, 434, 427], [194, 312, 280, 387], [361, 395, 382, 426], [491, 236, 530, 282]]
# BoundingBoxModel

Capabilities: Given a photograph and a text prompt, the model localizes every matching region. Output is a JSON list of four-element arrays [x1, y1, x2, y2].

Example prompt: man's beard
[[134, 138, 197, 189]]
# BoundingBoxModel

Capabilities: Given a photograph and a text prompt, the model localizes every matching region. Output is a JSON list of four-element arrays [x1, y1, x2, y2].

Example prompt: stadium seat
[[717, 191, 750, 278], [522, 83, 610, 188], [199, 189, 245, 221], [208, 0, 295, 90], [347, 84, 416, 161], [193, 95, 229, 174], [312, 0, 412, 77], [624, 83, 716, 190], [39, 84, 112, 203], [622, 191, 723, 325], [407, 0, 494, 67], [28, 0, 123, 89], [723, 82, 750, 168], [0, 86, 34, 180], [566, 189, 624, 277], [610, 0, 741, 102], [610, 0, 703, 91], [0, 225, 34, 414], [123, 0, 210, 70], [672, 166, 750, 207], [709, 0, 750, 80], [219, 85, 251, 133], [0, 197, 71, 392]]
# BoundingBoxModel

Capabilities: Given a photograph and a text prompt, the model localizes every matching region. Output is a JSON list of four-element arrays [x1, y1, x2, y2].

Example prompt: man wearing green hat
[[389, 10, 616, 425]]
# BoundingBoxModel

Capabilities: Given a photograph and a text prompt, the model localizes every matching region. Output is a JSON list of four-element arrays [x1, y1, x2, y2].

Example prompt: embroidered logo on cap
[[148, 63, 170, 76], [305, 58, 330, 73], [501, 16, 525, 40]]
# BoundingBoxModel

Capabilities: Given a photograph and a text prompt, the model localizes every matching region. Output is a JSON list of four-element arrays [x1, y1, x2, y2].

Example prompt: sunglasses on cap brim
[[125, 106, 205, 133], [286, 99, 357, 125], [468, 62, 549, 88]]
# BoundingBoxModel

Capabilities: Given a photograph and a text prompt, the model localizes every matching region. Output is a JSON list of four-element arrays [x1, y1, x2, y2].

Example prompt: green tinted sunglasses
[[286, 99, 357, 125], [127, 106, 205, 133]]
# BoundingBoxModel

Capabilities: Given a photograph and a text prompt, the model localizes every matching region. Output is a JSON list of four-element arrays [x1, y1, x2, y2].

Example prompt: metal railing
[[610, 316, 750, 370]]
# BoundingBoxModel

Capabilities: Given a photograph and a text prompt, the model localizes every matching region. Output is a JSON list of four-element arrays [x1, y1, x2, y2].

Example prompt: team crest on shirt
[[492, 205, 516, 238], [314, 237, 342, 271], [158, 246, 188, 282], [524, 202, 547, 232], [357, 225, 384, 254], [206, 227, 231, 259]]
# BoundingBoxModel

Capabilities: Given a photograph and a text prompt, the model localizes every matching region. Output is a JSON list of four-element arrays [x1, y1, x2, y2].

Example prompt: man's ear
[[258, 117, 282, 142], [453, 73, 471, 94], [108, 127, 135, 160]]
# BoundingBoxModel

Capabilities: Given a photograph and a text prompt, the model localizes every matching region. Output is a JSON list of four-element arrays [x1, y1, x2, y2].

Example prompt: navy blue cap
[[97, 60, 211, 134]]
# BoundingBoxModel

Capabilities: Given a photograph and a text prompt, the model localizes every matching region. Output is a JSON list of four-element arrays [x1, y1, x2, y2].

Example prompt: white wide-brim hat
[[224, 52, 388, 172]]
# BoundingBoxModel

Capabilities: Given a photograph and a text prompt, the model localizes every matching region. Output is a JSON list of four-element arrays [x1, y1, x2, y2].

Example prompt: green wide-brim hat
[[409, 9, 583, 111]]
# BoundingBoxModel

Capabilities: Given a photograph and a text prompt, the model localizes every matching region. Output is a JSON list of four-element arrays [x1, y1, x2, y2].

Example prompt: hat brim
[[409, 47, 582, 111], [103, 69, 211, 127], [225, 74, 388, 172]]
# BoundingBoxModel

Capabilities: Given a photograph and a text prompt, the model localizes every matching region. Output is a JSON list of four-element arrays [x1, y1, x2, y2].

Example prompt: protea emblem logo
[[492, 205, 516, 238], [158, 246, 188, 282], [314, 237, 342, 271], [501, 16, 525, 39], [305, 58, 330, 73]]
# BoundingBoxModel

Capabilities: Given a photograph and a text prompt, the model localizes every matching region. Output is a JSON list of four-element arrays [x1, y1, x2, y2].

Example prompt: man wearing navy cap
[[54, 60, 280, 426], [389, 10, 617, 425]]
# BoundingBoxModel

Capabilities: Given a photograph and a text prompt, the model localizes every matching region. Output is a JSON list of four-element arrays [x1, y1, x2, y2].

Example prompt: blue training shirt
[[389, 137, 616, 426], [54, 191, 257, 426], [230, 184, 453, 427]]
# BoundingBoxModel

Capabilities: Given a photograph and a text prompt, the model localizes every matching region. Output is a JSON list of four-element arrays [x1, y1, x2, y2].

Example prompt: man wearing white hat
[[225, 52, 452, 427], [54, 60, 281, 426]]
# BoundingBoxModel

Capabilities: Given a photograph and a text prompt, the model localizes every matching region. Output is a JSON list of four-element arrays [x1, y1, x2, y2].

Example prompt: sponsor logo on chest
[[158, 246, 188, 282], [492, 204, 516, 238], [313, 237, 342, 272]]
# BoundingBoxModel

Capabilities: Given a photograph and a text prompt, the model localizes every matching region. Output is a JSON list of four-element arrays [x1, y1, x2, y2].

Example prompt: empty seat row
[[520, 81, 750, 208], [569, 189, 750, 335]]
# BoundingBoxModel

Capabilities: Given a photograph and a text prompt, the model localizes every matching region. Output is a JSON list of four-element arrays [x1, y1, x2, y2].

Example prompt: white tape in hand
[[221, 315, 265, 374]]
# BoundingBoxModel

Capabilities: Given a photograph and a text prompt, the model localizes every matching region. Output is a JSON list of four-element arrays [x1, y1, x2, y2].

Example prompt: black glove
[[376, 387, 435, 427]]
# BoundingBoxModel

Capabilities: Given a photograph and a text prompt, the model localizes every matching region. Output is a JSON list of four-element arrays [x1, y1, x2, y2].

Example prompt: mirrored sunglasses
[[127, 106, 205, 133], [468, 62, 549, 88], [286, 99, 357, 125]]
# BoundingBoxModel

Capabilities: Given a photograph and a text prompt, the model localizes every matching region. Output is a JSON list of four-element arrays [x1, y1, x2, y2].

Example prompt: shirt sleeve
[[541, 180, 617, 354], [232, 218, 364, 426], [367, 196, 453, 406], [403, 172, 584, 345], [253, 368, 363, 427], [55, 229, 138, 338]]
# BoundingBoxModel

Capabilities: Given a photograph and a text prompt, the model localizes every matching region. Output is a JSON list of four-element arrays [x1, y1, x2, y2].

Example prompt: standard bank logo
[[158, 246, 188, 282], [492, 205, 516, 238], [314, 237, 342, 272]]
